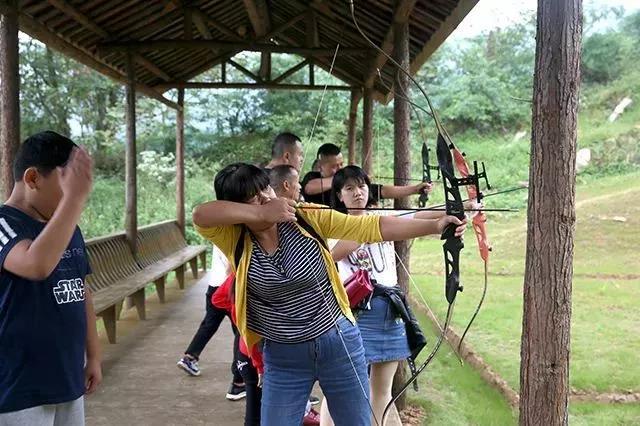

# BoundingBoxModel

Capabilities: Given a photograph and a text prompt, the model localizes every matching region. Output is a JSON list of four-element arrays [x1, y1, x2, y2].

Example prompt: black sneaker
[[226, 382, 246, 401], [309, 395, 320, 406]]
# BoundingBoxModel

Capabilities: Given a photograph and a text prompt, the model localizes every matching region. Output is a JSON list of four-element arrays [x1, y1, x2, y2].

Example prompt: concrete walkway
[[86, 271, 244, 426]]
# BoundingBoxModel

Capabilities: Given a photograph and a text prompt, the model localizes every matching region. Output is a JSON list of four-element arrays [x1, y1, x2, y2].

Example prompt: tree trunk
[[519, 1, 582, 425], [125, 54, 137, 255], [392, 18, 411, 413], [176, 89, 185, 236], [362, 87, 374, 176], [347, 89, 361, 166], [0, 0, 20, 199]]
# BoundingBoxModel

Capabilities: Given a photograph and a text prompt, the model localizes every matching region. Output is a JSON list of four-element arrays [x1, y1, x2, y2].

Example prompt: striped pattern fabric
[[0, 217, 18, 250], [246, 222, 341, 343]]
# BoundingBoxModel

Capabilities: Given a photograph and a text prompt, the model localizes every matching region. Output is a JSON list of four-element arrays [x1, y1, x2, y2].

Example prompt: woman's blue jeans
[[261, 316, 371, 426]]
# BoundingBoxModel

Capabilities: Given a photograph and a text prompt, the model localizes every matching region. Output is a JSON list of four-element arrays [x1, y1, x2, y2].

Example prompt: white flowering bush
[[138, 150, 177, 186]]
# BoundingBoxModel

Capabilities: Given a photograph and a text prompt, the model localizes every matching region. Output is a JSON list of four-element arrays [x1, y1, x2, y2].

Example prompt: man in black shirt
[[301, 143, 431, 206]]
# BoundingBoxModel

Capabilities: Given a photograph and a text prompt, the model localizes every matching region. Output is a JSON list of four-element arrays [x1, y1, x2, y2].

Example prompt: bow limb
[[375, 68, 435, 208]]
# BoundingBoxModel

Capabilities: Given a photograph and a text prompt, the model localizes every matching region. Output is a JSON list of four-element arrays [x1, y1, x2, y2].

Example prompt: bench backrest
[[136, 220, 188, 268], [85, 232, 141, 293]]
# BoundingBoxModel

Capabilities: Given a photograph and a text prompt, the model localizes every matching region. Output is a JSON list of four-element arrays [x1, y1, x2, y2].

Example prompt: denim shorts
[[357, 295, 411, 364]]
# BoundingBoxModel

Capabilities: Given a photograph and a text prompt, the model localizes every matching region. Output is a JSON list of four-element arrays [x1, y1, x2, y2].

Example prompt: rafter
[[100, 40, 372, 56], [271, 59, 310, 84], [46, 0, 175, 82], [14, 9, 179, 109], [363, 0, 417, 88], [155, 82, 351, 91], [242, 0, 271, 80]]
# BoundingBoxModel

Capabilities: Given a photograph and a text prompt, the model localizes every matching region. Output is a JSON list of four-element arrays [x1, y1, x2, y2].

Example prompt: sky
[[451, 0, 640, 39]]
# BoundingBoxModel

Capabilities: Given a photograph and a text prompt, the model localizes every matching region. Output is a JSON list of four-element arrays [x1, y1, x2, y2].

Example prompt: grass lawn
[[406, 172, 640, 424]]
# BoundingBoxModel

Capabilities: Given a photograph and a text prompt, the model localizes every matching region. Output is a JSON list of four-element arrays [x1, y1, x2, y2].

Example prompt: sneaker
[[177, 356, 201, 376], [302, 408, 321, 426], [226, 382, 246, 401], [309, 395, 320, 406]]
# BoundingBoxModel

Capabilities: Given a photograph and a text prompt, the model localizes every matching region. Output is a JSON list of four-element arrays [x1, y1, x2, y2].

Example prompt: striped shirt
[[246, 222, 341, 343]]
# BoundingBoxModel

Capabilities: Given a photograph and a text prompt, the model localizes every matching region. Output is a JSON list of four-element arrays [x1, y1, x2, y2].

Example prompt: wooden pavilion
[[0, 1, 585, 423], [0, 0, 477, 339]]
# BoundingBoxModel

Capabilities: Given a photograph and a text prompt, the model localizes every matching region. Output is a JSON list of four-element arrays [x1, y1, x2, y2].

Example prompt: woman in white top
[[320, 165, 450, 426]]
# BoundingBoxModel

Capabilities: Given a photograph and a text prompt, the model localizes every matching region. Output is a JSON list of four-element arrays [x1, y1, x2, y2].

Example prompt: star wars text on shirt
[[52, 278, 86, 304]]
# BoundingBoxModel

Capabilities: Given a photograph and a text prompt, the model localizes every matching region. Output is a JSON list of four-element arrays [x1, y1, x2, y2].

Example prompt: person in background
[[268, 165, 302, 202], [212, 273, 263, 425], [301, 143, 431, 206], [177, 246, 247, 401], [268, 164, 322, 425], [320, 165, 444, 426], [0, 131, 101, 425], [265, 132, 305, 172]]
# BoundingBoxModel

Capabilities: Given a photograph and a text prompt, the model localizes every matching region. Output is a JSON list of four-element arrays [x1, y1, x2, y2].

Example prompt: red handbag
[[343, 268, 374, 308]]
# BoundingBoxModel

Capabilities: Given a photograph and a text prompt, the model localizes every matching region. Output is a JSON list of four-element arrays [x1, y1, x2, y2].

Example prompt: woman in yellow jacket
[[192, 163, 466, 426]]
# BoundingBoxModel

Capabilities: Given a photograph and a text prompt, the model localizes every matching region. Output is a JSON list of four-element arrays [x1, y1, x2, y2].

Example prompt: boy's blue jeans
[[261, 316, 371, 426]]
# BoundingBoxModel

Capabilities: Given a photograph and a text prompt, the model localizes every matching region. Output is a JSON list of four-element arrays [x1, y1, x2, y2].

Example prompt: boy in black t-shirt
[[301, 143, 432, 206], [0, 131, 100, 425]]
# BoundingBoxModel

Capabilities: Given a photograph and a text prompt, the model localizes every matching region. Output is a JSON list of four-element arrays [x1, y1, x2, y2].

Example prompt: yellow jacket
[[195, 203, 383, 349]]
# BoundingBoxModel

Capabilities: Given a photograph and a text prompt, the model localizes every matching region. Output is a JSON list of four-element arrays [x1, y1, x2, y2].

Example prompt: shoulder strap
[[229, 226, 246, 299], [234, 226, 246, 268], [295, 213, 328, 251]]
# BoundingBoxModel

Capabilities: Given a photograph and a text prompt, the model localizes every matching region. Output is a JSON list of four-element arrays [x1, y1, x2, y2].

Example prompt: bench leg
[[131, 288, 146, 320], [102, 305, 117, 344], [155, 276, 166, 303], [199, 251, 207, 271], [189, 257, 198, 279], [116, 300, 124, 320], [125, 296, 134, 310], [175, 265, 185, 290]]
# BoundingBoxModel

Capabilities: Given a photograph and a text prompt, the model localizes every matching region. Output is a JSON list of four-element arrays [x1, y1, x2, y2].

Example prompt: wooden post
[[520, 1, 582, 425], [125, 54, 138, 254], [0, 0, 20, 199], [176, 88, 185, 236], [347, 89, 361, 165], [391, 17, 411, 414], [362, 87, 374, 176]]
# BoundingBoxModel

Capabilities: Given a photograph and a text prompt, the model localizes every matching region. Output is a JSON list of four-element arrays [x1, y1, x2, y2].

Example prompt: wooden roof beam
[[228, 59, 261, 82], [191, 8, 242, 41], [155, 82, 352, 91], [242, 0, 270, 37], [15, 10, 180, 110], [364, 0, 417, 88], [47, 0, 108, 37], [46, 0, 174, 82], [100, 40, 372, 56], [271, 58, 310, 84], [156, 11, 309, 88], [242, 0, 271, 80]]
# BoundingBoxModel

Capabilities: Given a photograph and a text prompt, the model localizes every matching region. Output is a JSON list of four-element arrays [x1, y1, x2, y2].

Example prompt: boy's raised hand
[[59, 147, 94, 202]]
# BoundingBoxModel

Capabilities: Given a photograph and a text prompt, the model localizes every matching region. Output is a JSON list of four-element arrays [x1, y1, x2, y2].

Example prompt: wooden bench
[[85, 220, 207, 344]]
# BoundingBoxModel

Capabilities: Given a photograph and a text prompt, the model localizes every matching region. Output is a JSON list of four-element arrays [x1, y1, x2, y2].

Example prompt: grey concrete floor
[[86, 270, 245, 426]]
